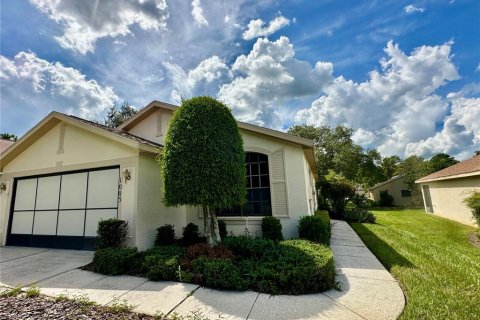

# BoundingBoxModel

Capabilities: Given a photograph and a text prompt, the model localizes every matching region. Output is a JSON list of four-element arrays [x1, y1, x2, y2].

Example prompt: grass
[[350, 208, 480, 320]]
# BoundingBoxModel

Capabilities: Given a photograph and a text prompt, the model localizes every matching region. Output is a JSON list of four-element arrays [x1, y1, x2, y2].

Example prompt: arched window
[[217, 152, 272, 216]]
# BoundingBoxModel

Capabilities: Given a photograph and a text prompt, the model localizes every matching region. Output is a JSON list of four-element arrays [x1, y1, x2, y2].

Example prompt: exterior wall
[[128, 109, 172, 146], [135, 153, 186, 250], [419, 176, 480, 227], [185, 129, 312, 239], [369, 176, 420, 206], [0, 123, 140, 246]]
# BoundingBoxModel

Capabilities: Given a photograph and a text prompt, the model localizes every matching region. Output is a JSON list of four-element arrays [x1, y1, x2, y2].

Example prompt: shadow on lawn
[[352, 222, 415, 270]]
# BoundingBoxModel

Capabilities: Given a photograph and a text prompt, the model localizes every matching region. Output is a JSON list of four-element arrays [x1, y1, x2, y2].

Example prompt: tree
[[104, 102, 137, 128], [356, 149, 386, 188], [427, 153, 458, 173], [380, 155, 401, 179], [320, 170, 355, 218], [397, 155, 430, 191], [161, 97, 246, 245], [0, 133, 18, 141]]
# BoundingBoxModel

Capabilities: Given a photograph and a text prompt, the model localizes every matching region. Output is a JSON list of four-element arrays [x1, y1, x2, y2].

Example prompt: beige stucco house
[[0, 101, 318, 250], [368, 175, 421, 206], [416, 155, 480, 227]]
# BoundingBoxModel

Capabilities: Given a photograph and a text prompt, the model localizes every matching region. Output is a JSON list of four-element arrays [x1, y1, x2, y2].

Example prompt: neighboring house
[[416, 155, 480, 227], [0, 101, 318, 250], [0, 139, 14, 154], [368, 175, 421, 206]]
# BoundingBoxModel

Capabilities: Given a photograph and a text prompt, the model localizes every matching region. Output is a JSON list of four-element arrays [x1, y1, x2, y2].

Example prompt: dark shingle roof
[[417, 155, 480, 182], [67, 115, 163, 149]]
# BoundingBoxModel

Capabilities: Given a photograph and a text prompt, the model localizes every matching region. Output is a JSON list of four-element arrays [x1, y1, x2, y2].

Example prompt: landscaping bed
[[350, 208, 480, 319], [87, 213, 334, 295]]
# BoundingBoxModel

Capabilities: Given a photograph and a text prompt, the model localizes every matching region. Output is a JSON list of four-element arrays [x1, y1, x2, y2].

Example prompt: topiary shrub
[[92, 247, 138, 275], [218, 220, 228, 241], [155, 224, 176, 246], [182, 223, 201, 245], [343, 207, 376, 223], [464, 191, 480, 226], [96, 219, 128, 249], [298, 214, 331, 245], [261, 217, 283, 241], [379, 190, 394, 207], [192, 257, 247, 290]]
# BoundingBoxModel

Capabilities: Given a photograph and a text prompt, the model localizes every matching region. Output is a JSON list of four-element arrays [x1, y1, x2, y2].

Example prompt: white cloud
[[242, 15, 290, 40], [31, 0, 169, 54], [296, 41, 463, 158], [476, 63, 480, 72], [0, 51, 118, 123], [403, 4, 425, 14], [191, 0, 208, 27]]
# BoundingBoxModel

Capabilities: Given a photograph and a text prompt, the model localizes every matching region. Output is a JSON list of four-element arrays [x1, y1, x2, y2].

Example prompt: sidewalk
[[2, 220, 405, 320]]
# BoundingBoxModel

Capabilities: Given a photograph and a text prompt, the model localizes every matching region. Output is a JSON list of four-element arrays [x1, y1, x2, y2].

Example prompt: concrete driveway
[[0, 222, 405, 319], [0, 247, 93, 287]]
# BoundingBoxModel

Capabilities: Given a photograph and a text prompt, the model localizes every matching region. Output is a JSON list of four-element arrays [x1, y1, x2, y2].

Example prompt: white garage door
[[7, 167, 120, 250]]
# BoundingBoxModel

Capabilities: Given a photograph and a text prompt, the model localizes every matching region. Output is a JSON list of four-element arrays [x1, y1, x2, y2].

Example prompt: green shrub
[[379, 190, 394, 207], [261, 217, 283, 241], [344, 207, 376, 223], [464, 191, 480, 226], [222, 236, 276, 259], [96, 219, 128, 249], [239, 239, 334, 294], [155, 224, 176, 246], [143, 246, 185, 281], [350, 193, 369, 207], [298, 213, 331, 245], [93, 247, 138, 275], [182, 223, 201, 245], [192, 257, 247, 290], [218, 220, 228, 241]]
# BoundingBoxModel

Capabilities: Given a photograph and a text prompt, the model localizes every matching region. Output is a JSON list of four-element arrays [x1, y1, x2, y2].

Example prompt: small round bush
[[155, 224, 176, 246], [379, 190, 394, 207], [298, 215, 330, 245], [96, 219, 128, 249], [143, 246, 185, 281], [464, 191, 480, 226], [343, 207, 376, 223], [218, 220, 228, 241], [182, 223, 200, 245], [261, 217, 283, 241]]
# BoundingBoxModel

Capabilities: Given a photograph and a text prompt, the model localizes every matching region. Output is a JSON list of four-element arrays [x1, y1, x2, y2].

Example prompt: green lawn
[[350, 209, 480, 320]]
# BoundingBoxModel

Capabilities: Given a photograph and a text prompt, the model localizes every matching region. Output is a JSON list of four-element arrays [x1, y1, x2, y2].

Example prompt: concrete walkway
[[0, 220, 405, 319]]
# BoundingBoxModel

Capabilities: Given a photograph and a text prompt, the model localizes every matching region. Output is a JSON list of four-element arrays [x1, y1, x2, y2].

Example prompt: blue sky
[[1, 0, 479, 159]]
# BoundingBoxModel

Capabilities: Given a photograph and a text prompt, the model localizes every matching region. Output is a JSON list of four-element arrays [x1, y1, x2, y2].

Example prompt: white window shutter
[[271, 149, 289, 217]]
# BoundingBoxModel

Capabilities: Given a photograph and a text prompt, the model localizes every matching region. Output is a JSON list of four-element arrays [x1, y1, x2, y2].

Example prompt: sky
[[1, 0, 479, 160]]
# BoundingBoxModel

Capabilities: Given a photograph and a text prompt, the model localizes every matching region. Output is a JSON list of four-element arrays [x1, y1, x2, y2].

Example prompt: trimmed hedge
[[298, 211, 331, 245], [96, 219, 128, 249], [261, 217, 283, 241], [92, 247, 138, 275], [155, 224, 176, 246]]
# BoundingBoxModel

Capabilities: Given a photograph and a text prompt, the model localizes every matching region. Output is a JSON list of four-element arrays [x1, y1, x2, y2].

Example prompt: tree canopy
[[104, 102, 137, 128], [161, 96, 246, 244], [0, 133, 18, 141]]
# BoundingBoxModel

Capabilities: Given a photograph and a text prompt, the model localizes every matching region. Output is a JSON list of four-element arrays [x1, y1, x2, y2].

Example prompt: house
[[368, 175, 421, 206], [416, 155, 480, 226], [0, 101, 318, 250]]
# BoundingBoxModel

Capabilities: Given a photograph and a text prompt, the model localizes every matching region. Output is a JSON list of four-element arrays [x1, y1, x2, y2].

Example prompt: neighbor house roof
[[416, 155, 480, 183], [0, 112, 161, 171], [370, 175, 405, 191], [0, 139, 14, 154]]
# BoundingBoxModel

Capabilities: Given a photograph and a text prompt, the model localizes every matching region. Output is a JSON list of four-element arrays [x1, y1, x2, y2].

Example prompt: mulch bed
[[468, 232, 480, 248], [0, 295, 156, 320]]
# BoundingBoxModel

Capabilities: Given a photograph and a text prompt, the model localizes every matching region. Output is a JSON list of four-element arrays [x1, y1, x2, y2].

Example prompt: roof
[[118, 100, 315, 148], [370, 175, 405, 190], [0, 112, 161, 171], [416, 155, 480, 183], [0, 139, 14, 154]]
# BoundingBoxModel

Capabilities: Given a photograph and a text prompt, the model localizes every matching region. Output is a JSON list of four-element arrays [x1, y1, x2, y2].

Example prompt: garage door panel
[[36, 176, 61, 210], [14, 179, 37, 211], [87, 169, 119, 208], [84, 209, 117, 237], [11, 211, 34, 234], [57, 210, 85, 236], [32, 211, 58, 235], [60, 173, 87, 209]]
